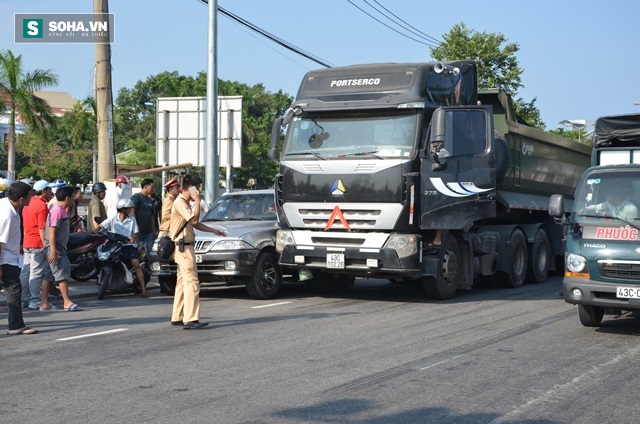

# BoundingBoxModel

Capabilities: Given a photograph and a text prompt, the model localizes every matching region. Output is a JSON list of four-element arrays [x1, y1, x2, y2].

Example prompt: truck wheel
[[525, 228, 551, 284], [158, 276, 176, 296], [495, 229, 527, 288], [423, 233, 460, 300], [246, 251, 282, 300], [577, 304, 604, 327]]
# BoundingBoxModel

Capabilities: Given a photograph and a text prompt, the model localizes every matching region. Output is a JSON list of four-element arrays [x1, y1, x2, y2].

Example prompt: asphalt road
[[2, 276, 640, 424]]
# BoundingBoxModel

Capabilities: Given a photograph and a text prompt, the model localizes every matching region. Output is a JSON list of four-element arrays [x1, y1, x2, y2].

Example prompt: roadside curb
[[0, 280, 160, 308]]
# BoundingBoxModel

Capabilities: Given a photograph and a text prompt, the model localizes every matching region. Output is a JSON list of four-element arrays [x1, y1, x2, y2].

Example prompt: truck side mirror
[[428, 109, 447, 171], [548, 194, 566, 223], [269, 117, 283, 163]]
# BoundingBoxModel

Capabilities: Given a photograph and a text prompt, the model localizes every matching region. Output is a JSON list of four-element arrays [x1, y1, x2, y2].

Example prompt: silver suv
[[149, 189, 283, 299]]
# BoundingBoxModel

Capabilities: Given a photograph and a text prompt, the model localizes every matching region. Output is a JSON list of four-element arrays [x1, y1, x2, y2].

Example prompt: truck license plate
[[195, 255, 202, 264], [616, 287, 640, 299], [327, 253, 345, 269]]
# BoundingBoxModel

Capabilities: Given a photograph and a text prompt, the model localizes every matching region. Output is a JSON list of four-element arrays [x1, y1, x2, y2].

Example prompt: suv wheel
[[246, 251, 282, 300]]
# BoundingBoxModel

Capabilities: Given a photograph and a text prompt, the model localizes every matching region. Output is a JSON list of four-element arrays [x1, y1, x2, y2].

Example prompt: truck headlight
[[276, 229, 294, 253], [566, 253, 588, 273], [383, 234, 418, 258]]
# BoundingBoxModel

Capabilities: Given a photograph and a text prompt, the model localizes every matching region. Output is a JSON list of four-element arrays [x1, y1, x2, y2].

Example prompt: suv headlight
[[210, 240, 253, 250], [566, 253, 588, 274], [276, 229, 294, 253], [383, 234, 418, 258]]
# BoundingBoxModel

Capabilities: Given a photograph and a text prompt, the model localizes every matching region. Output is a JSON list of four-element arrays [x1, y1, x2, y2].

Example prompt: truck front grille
[[298, 208, 381, 230], [600, 262, 640, 280]]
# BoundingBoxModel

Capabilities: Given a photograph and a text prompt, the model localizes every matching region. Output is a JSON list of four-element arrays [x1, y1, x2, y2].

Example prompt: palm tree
[[0, 49, 58, 179]]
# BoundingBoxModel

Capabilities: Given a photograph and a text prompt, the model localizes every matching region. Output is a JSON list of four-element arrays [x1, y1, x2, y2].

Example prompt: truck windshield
[[282, 112, 419, 159], [575, 171, 640, 221]]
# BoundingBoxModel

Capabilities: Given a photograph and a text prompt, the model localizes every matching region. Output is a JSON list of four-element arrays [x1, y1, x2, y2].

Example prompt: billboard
[[155, 96, 242, 167]]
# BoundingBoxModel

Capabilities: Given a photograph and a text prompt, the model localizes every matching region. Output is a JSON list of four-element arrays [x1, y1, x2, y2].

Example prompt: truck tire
[[577, 304, 604, 327], [246, 251, 282, 300], [495, 229, 527, 288], [525, 228, 551, 284], [423, 233, 460, 300], [158, 275, 176, 296]]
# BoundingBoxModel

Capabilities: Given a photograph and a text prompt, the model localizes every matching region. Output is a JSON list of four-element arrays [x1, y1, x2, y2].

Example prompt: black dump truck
[[270, 61, 591, 299]]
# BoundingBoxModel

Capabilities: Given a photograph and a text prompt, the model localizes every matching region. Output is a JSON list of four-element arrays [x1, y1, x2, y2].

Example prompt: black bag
[[157, 236, 175, 260]]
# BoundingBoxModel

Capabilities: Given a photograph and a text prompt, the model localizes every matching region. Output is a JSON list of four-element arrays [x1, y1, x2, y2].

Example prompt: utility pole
[[94, 0, 115, 181], [205, 0, 219, 208]]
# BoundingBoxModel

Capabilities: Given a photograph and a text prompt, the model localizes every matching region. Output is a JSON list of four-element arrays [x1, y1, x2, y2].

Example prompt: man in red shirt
[[21, 180, 56, 310]]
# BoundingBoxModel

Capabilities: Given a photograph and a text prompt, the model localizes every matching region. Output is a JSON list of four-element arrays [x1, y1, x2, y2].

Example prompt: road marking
[[488, 343, 640, 423], [419, 354, 465, 371], [251, 301, 292, 309], [57, 328, 128, 341]]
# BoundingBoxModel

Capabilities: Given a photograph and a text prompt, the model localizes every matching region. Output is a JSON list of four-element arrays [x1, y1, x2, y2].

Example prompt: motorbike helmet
[[20, 178, 35, 187], [115, 175, 129, 184], [116, 198, 134, 210], [0, 178, 12, 192], [92, 182, 107, 194], [50, 178, 66, 189]]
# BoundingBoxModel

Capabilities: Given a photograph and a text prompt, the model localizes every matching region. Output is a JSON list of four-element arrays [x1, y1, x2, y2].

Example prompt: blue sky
[[2, 0, 639, 130]]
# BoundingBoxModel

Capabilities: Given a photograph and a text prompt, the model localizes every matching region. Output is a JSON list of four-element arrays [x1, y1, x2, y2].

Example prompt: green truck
[[271, 61, 592, 299], [550, 113, 640, 326]]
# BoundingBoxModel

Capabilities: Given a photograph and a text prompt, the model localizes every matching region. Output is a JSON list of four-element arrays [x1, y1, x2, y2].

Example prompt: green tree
[[0, 49, 59, 178], [548, 127, 591, 145], [17, 100, 95, 182], [113, 72, 293, 188], [430, 23, 544, 129]]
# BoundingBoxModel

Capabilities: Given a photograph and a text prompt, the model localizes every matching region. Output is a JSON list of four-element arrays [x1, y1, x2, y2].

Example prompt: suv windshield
[[575, 171, 640, 221], [282, 112, 419, 159], [202, 193, 276, 222]]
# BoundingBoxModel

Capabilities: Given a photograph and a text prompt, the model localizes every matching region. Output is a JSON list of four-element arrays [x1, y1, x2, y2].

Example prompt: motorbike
[[95, 231, 150, 300], [68, 231, 107, 282]]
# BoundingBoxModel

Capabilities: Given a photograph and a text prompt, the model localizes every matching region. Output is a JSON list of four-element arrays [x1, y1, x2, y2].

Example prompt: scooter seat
[[67, 232, 103, 250]]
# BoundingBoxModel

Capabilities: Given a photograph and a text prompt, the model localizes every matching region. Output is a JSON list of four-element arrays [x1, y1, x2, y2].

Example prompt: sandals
[[7, 327, 38, 335]]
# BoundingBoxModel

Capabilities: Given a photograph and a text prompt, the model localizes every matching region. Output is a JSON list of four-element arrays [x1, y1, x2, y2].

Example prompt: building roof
[[32, 91, 78, 113]]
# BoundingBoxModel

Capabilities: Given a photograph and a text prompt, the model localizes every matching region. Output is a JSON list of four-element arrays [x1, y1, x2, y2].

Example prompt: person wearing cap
[[158, 177, 180, 238], [20, 180, 56, 310], [105, 175, 129, 219]]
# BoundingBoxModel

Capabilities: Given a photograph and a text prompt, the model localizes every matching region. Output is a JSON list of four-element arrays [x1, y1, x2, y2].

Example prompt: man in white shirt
[[105, 175, 130, 219], [0, 181, 38, 335]]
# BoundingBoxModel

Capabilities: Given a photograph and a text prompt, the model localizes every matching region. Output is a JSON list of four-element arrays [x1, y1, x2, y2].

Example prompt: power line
[[197, 0, 334, 68], [347, 0, 439, 48], [371, 0, 442, 45]]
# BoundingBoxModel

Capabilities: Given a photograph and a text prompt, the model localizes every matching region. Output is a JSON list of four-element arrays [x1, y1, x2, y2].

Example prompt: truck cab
[[551, 113, 640, 326]]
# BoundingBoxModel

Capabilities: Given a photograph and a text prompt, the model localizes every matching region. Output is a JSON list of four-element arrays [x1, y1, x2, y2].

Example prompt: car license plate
[[616, 286, 640, 299], [195, 255, 202, 264], [327, 253, 344, 269]]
